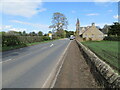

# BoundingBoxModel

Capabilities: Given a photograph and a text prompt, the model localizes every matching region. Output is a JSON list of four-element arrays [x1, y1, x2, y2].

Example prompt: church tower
[[76, 18, 80, 36]]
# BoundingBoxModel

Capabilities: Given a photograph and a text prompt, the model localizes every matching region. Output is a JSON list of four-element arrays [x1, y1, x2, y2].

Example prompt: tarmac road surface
[[2, 39, 70, 88]]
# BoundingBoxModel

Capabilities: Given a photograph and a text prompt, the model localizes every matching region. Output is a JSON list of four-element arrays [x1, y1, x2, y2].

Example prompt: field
[[82, 41, 119, 71]]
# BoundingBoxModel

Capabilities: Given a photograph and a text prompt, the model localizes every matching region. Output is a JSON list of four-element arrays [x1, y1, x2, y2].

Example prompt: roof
[[82, 25, 104, 35]]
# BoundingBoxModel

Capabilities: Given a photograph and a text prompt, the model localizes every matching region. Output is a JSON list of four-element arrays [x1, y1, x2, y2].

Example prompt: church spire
[[76, 18, 80, 25], [76, 18, 80, 36]]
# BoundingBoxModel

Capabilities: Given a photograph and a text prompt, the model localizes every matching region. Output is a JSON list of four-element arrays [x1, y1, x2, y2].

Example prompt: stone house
[[76, 19, 104, 41]]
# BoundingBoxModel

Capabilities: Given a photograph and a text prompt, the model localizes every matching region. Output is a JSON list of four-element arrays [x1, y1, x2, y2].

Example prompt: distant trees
[[56, 30, 66, 38], [108, 22, 120, 36], [102, 24, 110, 34], [38, 31, 43, 36], [102, 22, 120, 41], [23, 31, 27, 36], [29, 32, 37, 36], [65, 30, 74, 38], [1, 31, 44, 36]]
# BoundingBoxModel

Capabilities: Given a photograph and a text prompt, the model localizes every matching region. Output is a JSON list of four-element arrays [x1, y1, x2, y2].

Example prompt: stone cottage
[[76, 19, 104, 41]]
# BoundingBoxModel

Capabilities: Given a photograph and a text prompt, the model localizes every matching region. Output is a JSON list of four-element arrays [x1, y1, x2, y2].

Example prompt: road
[[2, 39, 70, 88]]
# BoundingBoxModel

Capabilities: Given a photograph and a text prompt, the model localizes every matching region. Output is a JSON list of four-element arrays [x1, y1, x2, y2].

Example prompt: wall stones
[[76, 40, 120, 88]]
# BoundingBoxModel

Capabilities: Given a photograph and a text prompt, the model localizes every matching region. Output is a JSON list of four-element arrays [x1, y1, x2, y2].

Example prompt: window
[[91, 34, 94, 37]]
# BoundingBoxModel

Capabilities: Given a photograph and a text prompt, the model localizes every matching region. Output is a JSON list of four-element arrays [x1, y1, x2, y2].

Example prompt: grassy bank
[[82, 41, 119, 71], [1, 39, 55, 52]]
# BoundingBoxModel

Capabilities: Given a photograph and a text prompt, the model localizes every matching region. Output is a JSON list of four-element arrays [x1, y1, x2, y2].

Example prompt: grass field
[[82, 41, 119, 71]]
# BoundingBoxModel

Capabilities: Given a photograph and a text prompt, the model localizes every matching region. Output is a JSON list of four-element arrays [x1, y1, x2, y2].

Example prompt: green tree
[[44, 34, 48, 36], [102, 24, 110, 34], [29, 32, 37, 36], [56, 29, 66, 38], [18, 31, 22, 36], [65, 30, 74, 38], [0, 31, 6, 35], [108, 22, 120, 36], [23, 31, 27, 36], [38, 31, 43, 36], [48, 31, 52, 33]]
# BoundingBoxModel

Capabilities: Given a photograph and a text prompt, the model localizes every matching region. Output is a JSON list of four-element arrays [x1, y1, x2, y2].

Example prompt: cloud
[[0, 26, 2, 30], [95, 23, 112, 28], [0, 25, 12, 30], [82, 22, 112, 28], [10, 20, 49, 33], [108, 10, 113, 12], [3, 25, 12, 29], [11, 20, 49, 29], [71, 10, 76, 14], [0, 0, 46, 17], [38, 8, 47, 12], [113, 15, 120, 19], [9, 28, 27, 32], [0, 25, 27, 32], [86, 13, 99, 16]]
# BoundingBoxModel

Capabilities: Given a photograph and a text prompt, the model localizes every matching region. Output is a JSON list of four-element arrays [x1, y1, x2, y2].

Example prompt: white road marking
[[2, 46, 49, 64], [42, 41, 71, 88], [50, 44, 54, 47], [2, 59, 13, 63]]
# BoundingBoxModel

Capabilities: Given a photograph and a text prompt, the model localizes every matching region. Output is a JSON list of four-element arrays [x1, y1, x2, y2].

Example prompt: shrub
[[2, 35, 50, 47], [2, 35, 25, 47], [42, 36, 50, 41], [103, 36, 120, 41]]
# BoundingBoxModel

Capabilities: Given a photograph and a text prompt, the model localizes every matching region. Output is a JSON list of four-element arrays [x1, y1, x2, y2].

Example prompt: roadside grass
[[1, 39, 55, 52], [81, 41, 119, 72]]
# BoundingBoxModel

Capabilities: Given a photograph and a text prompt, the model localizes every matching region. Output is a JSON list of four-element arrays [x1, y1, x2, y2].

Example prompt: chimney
[[92, 23, 95, 26]]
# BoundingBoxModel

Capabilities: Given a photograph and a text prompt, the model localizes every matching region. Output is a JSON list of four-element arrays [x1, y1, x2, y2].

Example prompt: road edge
[[42, 40, 71, 88]]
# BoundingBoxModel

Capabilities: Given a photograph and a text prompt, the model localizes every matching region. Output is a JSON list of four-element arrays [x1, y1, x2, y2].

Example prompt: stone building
[[76, 19, 104, 41]]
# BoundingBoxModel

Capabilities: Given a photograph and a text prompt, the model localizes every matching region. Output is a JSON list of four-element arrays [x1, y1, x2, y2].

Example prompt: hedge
[[103, 36, 120, 41], [2, 35, 50, 47]]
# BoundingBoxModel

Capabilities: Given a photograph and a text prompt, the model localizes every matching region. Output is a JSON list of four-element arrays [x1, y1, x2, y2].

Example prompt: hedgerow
[[103, 36, 120, 41], [2, 35, 50, 47]]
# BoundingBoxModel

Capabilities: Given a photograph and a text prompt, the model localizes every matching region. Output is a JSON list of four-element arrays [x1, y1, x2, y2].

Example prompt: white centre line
[[50, 44, 54, 47], [0, 59, 13, 63]]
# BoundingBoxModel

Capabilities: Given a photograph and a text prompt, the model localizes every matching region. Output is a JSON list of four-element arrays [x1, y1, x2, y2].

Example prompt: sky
[[0, 0, 119, 34]]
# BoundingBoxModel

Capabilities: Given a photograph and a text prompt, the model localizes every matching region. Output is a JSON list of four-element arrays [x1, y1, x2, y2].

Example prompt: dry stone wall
[[76, 40, 120, 88]]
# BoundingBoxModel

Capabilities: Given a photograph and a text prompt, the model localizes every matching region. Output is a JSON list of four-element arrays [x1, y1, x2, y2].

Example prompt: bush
[[2, 35, 25, 47], [2, 35, 50, 47], [42, 36, 50, 41], [103, 36, 120, 41]]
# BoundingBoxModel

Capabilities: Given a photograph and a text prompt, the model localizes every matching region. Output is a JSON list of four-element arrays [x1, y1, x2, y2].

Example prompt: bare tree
[[49, 12, 68, 32]]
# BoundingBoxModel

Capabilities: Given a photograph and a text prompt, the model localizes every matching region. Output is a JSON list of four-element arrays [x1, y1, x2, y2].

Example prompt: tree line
[[1, 31, 43, 36], [102, 22, 120, 36]]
